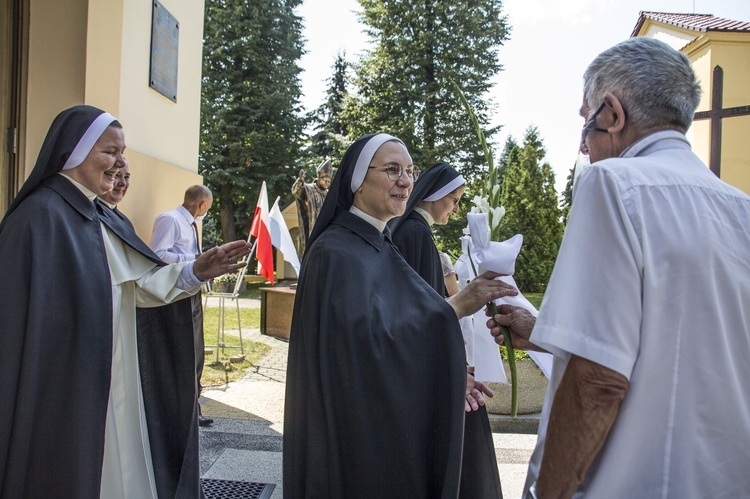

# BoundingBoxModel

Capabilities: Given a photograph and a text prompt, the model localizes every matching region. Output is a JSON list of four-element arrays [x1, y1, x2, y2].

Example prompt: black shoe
[[198, 415, 214, 427]]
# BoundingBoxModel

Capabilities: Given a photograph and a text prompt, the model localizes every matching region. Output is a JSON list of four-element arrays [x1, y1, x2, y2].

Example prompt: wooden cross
[[693, 65, 750, 177]]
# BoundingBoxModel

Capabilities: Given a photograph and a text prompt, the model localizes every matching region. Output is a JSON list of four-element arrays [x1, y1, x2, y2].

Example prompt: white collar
[[414, 207, 435, 226], [176, 204, 197, 223], [349, 205, 387, 232], [620, 130, 690, 159], [58, 172, 98, 201]]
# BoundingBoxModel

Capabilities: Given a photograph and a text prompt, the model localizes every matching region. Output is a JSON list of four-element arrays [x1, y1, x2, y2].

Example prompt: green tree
[[560, 164, 576, 226], [200, 0, 306, 245], [342, 0, 509, 181], [496, 136, 518, 187], [498, 127, 564, 292], [306, 51, 351, 167]]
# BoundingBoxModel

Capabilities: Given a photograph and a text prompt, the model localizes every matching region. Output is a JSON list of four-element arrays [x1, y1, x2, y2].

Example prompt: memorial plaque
[[149, 0, 179, 102]]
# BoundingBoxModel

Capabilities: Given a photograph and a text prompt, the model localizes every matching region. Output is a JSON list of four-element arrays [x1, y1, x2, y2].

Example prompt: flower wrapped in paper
[[456, 211, 552, 416]]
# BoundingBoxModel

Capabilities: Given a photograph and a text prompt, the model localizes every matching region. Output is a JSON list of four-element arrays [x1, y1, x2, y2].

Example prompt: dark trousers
[[191, 293, 204, 410]]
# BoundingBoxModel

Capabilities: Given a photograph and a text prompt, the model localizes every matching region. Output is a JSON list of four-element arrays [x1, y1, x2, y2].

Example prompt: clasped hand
[[486, 304, 542, 352]]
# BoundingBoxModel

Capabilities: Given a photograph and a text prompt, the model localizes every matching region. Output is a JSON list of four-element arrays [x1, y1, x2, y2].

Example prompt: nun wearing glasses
[[0, 105, 250, 498], [390, 163, 503, 498], [283, 134, 516, 498]]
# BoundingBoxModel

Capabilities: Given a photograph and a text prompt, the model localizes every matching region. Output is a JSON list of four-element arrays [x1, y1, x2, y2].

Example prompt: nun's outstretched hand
[[193, 240, 253, 281], [447, 271, 518, 319]]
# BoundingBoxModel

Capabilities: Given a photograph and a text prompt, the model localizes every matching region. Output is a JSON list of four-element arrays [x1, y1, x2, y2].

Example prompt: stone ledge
[[488, 412, 540, 435]]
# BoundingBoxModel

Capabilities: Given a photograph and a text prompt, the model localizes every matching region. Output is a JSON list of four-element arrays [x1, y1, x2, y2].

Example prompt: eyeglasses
[[579, 102, 609, 153], [368, 163, 420, 181]]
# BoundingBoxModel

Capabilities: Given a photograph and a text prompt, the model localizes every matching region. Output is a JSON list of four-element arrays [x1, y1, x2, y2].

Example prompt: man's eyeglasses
[[580, 102, 609, 152], [368, 163, 420, 181]]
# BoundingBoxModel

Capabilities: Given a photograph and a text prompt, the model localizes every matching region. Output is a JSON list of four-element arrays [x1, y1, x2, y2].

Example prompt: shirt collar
[[58, 172, 98, 201], [335, 210, 389, 251], [620, 130, 691, 159], [99, 198, 117, 209], [349, 205, 387, 232], [414, 207, 435, 226], [176, 204, 197, 223]]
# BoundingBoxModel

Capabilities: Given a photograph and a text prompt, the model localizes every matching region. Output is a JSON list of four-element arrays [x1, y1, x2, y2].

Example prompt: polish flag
[[269, 197, 301, 276], [249, 181, 274, 284]]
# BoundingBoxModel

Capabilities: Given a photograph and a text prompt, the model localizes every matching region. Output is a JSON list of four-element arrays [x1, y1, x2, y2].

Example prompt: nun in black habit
[[390, 163, 503, 498], [0, 105, 250, 498], [283, 134, 516, 498]]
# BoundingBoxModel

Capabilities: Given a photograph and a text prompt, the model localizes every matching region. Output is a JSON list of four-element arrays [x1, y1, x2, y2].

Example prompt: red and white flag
[[269, 197, 301, 276], [249, 181, 274, 284]]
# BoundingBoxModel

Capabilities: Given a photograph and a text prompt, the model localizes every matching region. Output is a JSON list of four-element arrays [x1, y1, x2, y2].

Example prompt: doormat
[[201, 478, 276, 499]]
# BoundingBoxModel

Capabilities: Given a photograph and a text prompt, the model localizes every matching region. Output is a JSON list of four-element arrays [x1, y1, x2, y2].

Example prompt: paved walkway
[[198, 298, 539, 498]]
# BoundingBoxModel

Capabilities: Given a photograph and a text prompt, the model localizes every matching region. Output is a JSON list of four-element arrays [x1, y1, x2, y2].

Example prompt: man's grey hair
[[184, 184, 212, 203], [583, 37, 702, 132]]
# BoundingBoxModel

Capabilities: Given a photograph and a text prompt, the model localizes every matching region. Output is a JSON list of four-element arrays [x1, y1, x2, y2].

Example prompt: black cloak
[[0, 105, 201, 498], [283, 135, 468, 498], [390, 163, 503, 498], [390, 163, 464, 297]]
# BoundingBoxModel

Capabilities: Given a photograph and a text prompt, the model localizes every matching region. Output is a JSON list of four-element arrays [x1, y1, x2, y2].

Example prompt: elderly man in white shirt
[[150, 185, 214, 426], [490, 37, 750, 499]]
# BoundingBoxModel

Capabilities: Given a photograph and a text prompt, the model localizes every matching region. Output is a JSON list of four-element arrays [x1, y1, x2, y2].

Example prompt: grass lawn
[[524, 292, 544, 309], [200, 303, 269, 389]]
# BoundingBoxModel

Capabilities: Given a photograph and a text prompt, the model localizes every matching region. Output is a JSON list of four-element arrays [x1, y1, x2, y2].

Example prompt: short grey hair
[[583, 37, 701, 132], [184, 184, 212, 203]]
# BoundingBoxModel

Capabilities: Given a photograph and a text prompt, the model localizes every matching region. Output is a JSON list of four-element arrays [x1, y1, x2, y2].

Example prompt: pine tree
[[200, 0, 305, 244], [342, 0, 509, 181], [498, 127, 564, 292], [560, 164, 576, 226], [307, 51, 351, 166]]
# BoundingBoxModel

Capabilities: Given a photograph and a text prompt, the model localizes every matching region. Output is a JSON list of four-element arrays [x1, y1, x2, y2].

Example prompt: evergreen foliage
[[342, 0, 510, 181], [560, 164, 576, 226], [200, 0, 306, 245], [496, 136, 518, 187], [498, 127, 564, 292], [306, 51, 352, 168]]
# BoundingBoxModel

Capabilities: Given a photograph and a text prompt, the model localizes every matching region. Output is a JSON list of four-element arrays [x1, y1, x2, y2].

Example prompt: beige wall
[[687, 44, 712, 165], [13, 0, 207, 226], [85, 0, 204, 173], [116, 0, 205, 173], [685, 33, 750, 194], [84, 0, 207, 233], [637, 20, 750, 195], [84, 0, 124, 114], [118, 149, 202, 242], [643, 24, 695, 50], [23, 0, 87, 180]]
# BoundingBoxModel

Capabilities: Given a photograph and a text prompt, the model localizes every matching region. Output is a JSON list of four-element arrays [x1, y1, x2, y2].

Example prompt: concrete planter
[[483, 358, 548, 415]]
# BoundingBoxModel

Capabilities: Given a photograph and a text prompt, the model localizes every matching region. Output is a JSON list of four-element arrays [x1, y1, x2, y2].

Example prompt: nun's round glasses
[[368, 163, 420, 181]]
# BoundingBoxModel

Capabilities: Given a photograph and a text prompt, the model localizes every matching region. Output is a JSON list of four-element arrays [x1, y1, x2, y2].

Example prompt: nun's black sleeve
[[0, 177, 201, 498], [391, 211, 446, 296], [283, 211, 467, 499]]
